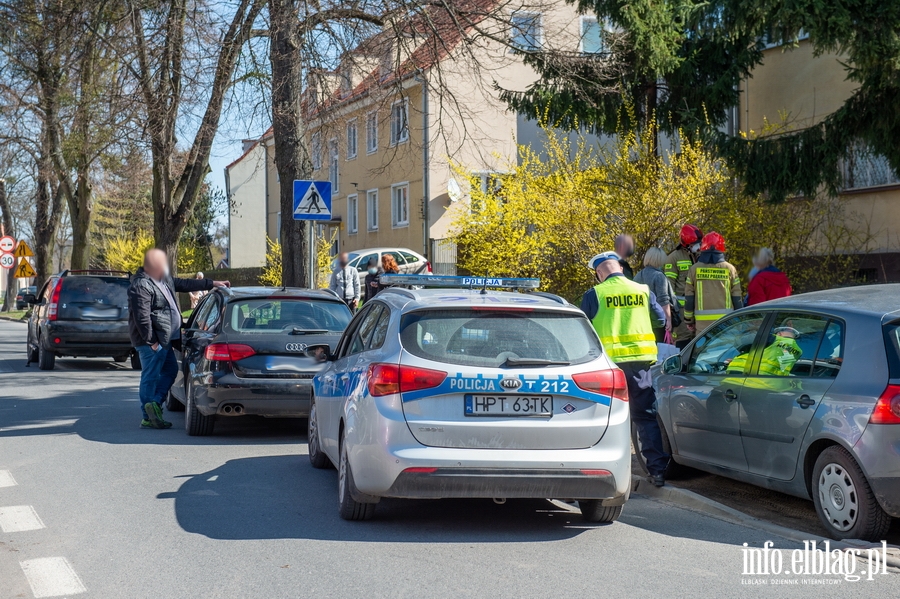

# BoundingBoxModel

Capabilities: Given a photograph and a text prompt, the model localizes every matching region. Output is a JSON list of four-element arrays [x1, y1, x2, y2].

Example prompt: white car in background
[[346, 248, 431, 274]]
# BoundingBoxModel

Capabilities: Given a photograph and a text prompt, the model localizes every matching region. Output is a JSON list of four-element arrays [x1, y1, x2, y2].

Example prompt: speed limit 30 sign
[[0, 252, 14, 269]]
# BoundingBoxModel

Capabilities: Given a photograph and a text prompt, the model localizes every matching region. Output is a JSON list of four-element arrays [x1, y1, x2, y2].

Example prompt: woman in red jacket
[[747, 247, 792, 305]]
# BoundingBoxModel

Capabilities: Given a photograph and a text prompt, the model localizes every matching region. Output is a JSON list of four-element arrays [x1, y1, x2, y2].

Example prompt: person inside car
[[128, 249, 229, 429]]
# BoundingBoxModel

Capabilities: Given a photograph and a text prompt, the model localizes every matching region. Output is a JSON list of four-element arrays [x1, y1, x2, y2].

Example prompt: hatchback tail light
[[572, 369, 629, 402], [205, 343, 256, 362], [368, 364, 447, 397], [871, 384, 900, 424], [47, 279, 63, 321], [425, 261, 433, 273]]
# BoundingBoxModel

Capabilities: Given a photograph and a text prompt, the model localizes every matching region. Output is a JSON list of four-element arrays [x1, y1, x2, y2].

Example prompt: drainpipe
[[224, 166, 232, 267], [415, 71, 430, 260]]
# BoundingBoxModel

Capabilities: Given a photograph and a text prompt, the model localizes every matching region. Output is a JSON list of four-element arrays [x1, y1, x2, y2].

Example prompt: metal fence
[[430, 239, 457, 275]]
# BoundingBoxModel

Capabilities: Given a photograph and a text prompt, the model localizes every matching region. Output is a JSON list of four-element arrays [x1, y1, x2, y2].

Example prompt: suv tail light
[[368, 364, 447, 397], [47, 279, 63, 321], [572, 369, 629, 402], [205, 343, 256, 362], [871, 384, 900, 424]]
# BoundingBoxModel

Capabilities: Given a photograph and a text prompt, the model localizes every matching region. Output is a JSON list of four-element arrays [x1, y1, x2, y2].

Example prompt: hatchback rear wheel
[[811, 446, 891, 541], [578, 501, 623, 523]]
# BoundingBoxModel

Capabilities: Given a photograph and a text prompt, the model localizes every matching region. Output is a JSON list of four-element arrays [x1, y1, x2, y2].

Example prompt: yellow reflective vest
[[684, 259, 742, 334], [664, 247, 694, 304], [590, 276, 658, 364]]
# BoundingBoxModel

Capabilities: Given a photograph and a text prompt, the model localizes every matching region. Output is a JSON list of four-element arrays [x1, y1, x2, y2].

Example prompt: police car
[[308, 275, 632, 521]]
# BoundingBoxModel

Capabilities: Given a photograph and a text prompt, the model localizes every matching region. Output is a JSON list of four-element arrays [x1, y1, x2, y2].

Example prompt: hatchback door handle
[[340, 374, 350, 381], [724, 389, 738, 402], [796, 395, 815, 409]]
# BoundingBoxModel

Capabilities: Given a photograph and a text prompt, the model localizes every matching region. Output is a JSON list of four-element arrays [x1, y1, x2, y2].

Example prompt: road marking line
[[0, 505, 46, 532], [20, 557, 86, 598], [0, 419, 77, 433], [0, 470, 16, 487]]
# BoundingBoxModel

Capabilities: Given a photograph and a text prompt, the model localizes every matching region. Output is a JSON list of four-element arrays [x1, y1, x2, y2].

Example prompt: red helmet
[[700, 231, 726, 252], [679, 224, 703, 247]]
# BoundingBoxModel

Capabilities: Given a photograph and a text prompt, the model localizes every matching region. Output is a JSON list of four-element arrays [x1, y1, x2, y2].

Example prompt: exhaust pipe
[[493, 498, 506, 505], [223, 405, 233, 414], [233, 405, 244, 415]]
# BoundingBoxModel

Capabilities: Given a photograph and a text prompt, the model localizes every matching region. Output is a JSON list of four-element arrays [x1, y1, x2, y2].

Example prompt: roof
[[216, 286, 343, 302], [753, 284, 900, 320], [225, 128, 273, 170], [376, 287, 576, 311]]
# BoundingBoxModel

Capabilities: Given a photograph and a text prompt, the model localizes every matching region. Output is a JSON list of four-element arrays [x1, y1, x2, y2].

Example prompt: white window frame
[[510, 12, 542, 51], [328, 138, 339, 194], [310, 132, 322, 170], [346, 119, 358, 160], [366, 111, 378, 154], [390, 99, 409, 146], [366, 189, 379, 231], [391, 182, 410, 228], [580, 16, 603, 54], [347, 194, 359, 234]]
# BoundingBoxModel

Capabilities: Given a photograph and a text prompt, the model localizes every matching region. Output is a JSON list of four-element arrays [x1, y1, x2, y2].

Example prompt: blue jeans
[[135, 344, 179, 419]]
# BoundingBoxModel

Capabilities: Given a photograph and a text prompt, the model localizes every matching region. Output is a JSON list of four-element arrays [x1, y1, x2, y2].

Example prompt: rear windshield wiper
[[289, 328, 329, 335], [502, 357, 571, 367]]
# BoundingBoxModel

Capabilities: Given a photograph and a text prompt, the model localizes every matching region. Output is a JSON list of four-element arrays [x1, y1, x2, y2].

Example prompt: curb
[[0, 316, 26, 323], [631, 475, 900, 571]]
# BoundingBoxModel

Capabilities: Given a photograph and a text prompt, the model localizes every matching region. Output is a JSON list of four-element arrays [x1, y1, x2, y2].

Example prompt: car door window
[[400, 251, 419, 264], [355, 252, 378, 273], [688, 312, 766, 374], [812, 319, 843, 378], [368, 306, 391, 350], [200, 297, 222, 331], [387, 251, 406, 266], [190, 297, 215, 331], [348, 304, 384, 355], [754, 312, 830, 377], [337, 305, 373, 358]]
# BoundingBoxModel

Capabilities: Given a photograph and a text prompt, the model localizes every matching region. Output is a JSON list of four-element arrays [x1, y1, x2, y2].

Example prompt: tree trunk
[[269, 0, 312, 287], [32, 164, 63, 291], [0, 180, 15, 312], [68, 174, 92, 269]]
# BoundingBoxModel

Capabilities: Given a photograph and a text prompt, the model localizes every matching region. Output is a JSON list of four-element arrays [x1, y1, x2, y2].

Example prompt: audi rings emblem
[[285, 343, 309, 353], [499, 378, 522, 390]]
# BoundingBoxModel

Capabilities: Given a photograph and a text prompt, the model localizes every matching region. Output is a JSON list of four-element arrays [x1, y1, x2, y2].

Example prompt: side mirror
[[662, 354, 683, 374], [23, 293, 37, 305], [306, 344, 333, 362]]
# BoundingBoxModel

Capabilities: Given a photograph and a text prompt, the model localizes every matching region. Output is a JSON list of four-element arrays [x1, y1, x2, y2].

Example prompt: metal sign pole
[[307, 221, 316, 288]]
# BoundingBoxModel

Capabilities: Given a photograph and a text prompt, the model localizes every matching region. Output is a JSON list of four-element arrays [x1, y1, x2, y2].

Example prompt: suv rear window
[[58, 276, 130, 320], [224, 298, 351, 333], [400, 309, 602, 367]]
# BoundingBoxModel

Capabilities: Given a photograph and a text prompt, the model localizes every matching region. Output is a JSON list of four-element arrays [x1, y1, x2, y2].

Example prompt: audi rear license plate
[[464, 394, 552, 417]]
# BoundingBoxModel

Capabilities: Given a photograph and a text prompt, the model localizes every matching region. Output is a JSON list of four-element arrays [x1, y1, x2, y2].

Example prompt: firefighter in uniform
[[664, 224, 703, 348], [581, 251, 669, 487], [684, 232, 743, 335]]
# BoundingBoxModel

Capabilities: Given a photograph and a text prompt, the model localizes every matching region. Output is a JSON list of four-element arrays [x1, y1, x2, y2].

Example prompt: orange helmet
[[700, 231, 726, 252], [679, 224, 703, 247]]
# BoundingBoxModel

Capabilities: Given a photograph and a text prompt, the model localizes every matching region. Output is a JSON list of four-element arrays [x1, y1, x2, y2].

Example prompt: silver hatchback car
[[654, 285, 900, 541], [308, 276, 632, 521]]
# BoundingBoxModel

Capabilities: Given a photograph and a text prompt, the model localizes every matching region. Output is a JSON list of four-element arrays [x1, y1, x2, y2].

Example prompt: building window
[[510, 12, 541, 51], [346, 119, 358, 159], [391, 182, 409, 227], [310, 133, 322, 170], [471, 171, 504, 213], [366, 111, 378, 154], [580, 17, 604, 54], [842, 144, 900, 190], [347, 194, 358, 234], [328, 138, 339, 194], [366, 189, 379, 231], [390, 100, 409, 145]]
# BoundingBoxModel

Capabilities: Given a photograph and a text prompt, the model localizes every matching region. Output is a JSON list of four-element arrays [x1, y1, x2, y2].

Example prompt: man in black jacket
[[128, 249, 229, 429]]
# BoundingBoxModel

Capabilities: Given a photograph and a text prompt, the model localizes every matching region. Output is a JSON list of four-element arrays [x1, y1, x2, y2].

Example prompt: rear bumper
[[869, 477, 900, 518], [196, 375, 313, 417], [852, 423, 900, 517], [385, 467, 621, 500], [42, 323, 131, 357]]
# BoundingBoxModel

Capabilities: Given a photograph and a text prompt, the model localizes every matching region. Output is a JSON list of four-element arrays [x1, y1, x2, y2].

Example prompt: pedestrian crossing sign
[[292, 180, 332, 221]]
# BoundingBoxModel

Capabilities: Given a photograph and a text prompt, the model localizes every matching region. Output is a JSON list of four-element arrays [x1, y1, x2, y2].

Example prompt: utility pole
[[0, 179, 16, 312]]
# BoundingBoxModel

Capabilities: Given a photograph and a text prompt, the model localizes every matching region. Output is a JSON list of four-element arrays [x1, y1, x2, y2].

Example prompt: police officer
[[664, 224, 702, 348], [684, 232, 743, 335], [581, 251, 669, 487]]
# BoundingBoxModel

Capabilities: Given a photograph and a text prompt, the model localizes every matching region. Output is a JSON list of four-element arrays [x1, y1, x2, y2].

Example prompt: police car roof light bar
[[378, 274, 540, 290]]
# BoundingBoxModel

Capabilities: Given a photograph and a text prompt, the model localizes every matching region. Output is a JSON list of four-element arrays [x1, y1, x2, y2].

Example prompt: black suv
[[25, 270, 136, 370]]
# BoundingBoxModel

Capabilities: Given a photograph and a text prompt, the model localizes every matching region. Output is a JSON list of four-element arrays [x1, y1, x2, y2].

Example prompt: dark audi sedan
[[167, 287, 352, 436], [654, 285, 900, 541]]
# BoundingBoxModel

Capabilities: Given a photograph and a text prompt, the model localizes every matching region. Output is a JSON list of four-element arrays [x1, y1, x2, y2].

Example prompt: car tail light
[[580, 469, 612, 476], [367, 364, 447, 397], [205, 343, 256, 362], [572, 369, 628, 402], [47, 279, 63, 321], [403, 467, 438, 474], [871, 384, 900, 424], [426, 261, 433, 273]]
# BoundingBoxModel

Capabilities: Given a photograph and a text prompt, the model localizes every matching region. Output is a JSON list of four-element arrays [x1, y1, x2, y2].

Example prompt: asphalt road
[[0, 320, 898, 599]]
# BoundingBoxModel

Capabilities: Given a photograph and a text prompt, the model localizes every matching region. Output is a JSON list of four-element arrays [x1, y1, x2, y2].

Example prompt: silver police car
[[308, 276, 632, 521]]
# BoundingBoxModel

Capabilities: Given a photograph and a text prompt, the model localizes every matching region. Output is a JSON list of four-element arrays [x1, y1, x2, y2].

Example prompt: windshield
[[399, 309, 602, 368], [225, 298, 351, 334]]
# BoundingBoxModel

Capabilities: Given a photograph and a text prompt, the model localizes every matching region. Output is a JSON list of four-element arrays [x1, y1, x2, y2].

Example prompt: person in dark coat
[[614, 234, 635, 279], [363, 257, 382, 303], [747, 247, 792, 305], [128, 249, 229, 429]]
